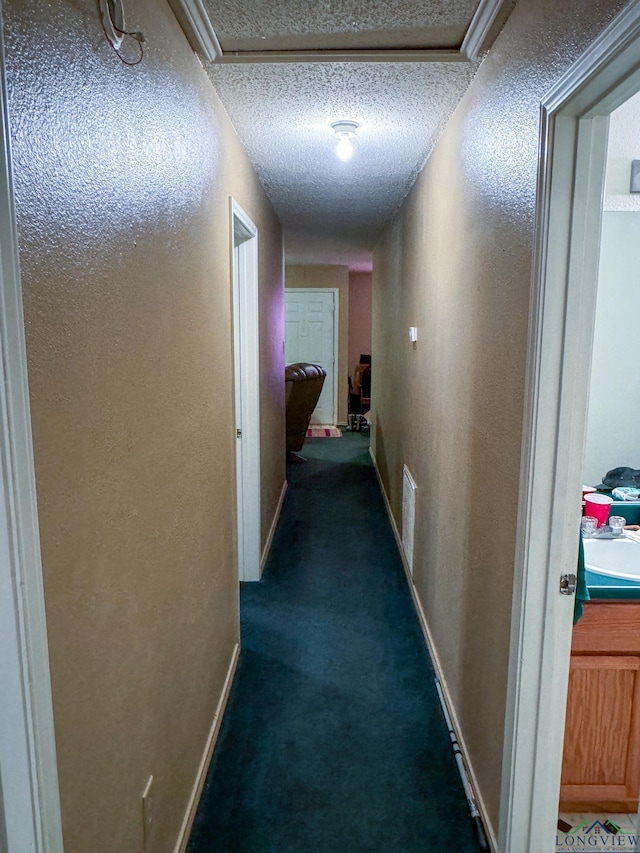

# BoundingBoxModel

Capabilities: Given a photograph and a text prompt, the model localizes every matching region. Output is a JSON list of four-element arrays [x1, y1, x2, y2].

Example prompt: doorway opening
[[557, 90, 640, 838], [500, 3, 640, 850], [284, 288, 339, 426], [230, 199, 261, 583]]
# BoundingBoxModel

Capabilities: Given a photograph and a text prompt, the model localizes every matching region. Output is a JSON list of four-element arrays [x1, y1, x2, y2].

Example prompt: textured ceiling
[[203, 0, 480, 52], [202, 1, 500, 267], [209, 61, 478, 266]]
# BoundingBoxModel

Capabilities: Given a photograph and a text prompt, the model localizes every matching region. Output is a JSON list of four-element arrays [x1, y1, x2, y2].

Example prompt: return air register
[[402, 465, 417, 575]]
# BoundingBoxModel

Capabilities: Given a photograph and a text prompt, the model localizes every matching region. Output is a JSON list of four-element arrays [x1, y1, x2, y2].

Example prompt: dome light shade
[[331, 121, 360, 162]]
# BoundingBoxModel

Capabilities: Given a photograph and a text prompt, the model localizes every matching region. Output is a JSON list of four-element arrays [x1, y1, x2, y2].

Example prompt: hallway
[[187, 433, 480, 852], [5, 3, 636, 848]]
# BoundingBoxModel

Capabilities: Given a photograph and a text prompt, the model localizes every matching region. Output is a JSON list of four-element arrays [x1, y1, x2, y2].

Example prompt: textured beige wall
[[4, 1, 284, 851], [348, 271, 372, 371], [371, 0, 627, 834], [285, 265, 349, 424]]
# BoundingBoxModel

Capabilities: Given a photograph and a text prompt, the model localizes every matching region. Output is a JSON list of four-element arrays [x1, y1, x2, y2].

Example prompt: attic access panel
[[201, 0, 480, 52], [168, 0, 514, 63]]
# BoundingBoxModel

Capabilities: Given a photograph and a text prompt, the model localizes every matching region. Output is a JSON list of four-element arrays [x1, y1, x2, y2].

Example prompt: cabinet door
[[560, 655, 640, 812]]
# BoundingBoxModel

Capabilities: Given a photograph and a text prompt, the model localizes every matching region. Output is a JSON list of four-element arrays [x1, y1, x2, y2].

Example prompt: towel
[[611, 487, 640, 501]]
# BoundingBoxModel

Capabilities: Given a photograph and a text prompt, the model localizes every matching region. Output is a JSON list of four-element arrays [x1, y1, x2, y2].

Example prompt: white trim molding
[[175, 642, 240, 853], [500, 2, 640, 851], [167, 0, 222, 62], [260, 480, 287, 572], [461, 0, 508, 61], [214, 49, 466, 64], [0, 3, 63, 849]]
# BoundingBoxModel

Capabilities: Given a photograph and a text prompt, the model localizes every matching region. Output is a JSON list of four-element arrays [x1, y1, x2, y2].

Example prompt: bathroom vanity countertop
[[586, 569, 640, 599]]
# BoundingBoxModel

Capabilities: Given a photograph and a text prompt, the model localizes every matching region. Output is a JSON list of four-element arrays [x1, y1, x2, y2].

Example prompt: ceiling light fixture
[[331, 121, 360, 162]]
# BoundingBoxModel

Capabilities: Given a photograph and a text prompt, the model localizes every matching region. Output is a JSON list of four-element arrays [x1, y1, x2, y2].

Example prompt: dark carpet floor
[[187, 432, 481, 852]]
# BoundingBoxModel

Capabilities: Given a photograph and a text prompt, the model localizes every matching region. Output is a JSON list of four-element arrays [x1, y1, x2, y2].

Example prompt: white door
[[231, 199, 261, 582], [285, 289, 337, 425]]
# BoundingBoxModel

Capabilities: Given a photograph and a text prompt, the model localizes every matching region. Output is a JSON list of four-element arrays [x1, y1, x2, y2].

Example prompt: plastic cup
[[582, 485, 597, 500], [581, 516, 598, 536], [584, 493, 613, 527]]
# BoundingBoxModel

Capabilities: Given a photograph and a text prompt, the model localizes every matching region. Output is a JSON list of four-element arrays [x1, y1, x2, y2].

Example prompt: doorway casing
[[0, 4, 63, 849], [500, 3, 640, 849], [230, 198, 262, 583]]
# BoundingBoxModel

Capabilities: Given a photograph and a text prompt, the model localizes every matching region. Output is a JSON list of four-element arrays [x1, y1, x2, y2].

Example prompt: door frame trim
[[285, 287, 339, 426], [0, 4, 64, 849], [500, 2, 640, 849], [230, 198, 262, 583]]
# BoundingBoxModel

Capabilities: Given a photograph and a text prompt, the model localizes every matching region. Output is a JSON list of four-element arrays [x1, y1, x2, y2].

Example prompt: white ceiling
[[209, 61, 479, 267], [188, 0, 515, 268]]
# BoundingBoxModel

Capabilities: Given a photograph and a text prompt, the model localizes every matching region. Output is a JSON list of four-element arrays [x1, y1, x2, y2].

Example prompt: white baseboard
[[406, 585, 498, 852], [261, 479, 288, 571], [369, 447, 403, 556], [369, 448, 497, 852], [175, 642, 240, 853]]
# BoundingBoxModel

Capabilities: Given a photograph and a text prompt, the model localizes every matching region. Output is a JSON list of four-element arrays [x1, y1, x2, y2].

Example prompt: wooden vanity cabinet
[[560, 601, 640, 812]]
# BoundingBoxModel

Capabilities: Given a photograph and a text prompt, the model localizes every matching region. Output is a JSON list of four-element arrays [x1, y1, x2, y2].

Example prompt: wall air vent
[[402, 465, 417, 575]]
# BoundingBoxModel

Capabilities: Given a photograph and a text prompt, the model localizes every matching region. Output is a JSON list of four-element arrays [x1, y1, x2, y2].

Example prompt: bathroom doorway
[[556, 90, 640, 843], [501, 3, 640, 850]]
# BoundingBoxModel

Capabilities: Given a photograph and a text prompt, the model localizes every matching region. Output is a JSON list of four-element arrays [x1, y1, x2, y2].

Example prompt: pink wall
[[348, 271, 372, 371]]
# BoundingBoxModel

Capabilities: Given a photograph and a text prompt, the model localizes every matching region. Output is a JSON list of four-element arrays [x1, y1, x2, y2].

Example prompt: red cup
[[584, 493, 613, 527]]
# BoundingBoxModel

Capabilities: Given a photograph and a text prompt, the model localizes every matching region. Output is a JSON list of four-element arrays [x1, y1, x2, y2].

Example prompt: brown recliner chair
[[285, 363, 326, 459]]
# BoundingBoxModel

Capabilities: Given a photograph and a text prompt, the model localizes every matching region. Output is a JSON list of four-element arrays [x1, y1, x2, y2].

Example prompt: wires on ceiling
[[99, 0, 146, 67]]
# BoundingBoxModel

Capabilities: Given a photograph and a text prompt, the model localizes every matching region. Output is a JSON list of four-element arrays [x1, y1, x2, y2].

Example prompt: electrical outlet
[[142, 775, 153, 845]]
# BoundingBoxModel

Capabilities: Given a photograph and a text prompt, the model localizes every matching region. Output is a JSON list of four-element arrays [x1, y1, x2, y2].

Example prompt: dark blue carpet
[[187, 432, 481, 852]]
